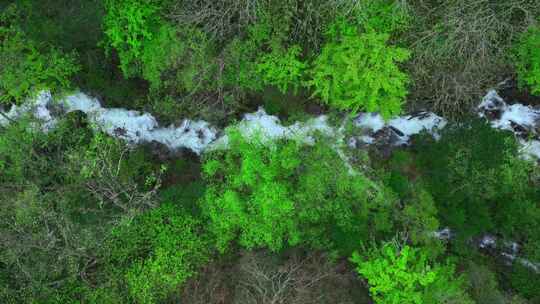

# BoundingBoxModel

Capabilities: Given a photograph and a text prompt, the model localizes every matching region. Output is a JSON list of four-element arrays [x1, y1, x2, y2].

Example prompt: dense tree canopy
[[1, 0, 540, 303]]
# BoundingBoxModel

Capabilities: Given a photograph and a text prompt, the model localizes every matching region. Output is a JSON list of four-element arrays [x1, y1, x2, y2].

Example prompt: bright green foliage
[[201, 130, 395, 253], [0, 6, 79, 104], [256, 44, 306, 94], [222, 37, 265, 92], [140, 25, 216, 92], [105, 203, 210, 303], [351, 243, 436, 304], [221, 9, 308, 94], [351, 242, 473, 304], [514, 26, 540, 95], [139, 24, 183, 90], [104, 0, 219, 100], [355, 0, 411, 33], [307, 19, 410, 117], [103, 0, 162, 77]]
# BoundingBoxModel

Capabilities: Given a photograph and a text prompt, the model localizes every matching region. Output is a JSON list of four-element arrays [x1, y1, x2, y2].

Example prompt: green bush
[[415, 120, 540, 244], [256, 44, 306, 94], [103, 0, 163, 77], [221, 10, 307, 95], [351, 242, 473, 304], [514, 25, 540, 95], [104, 203, 211, 303], [510, 263, 540, 301], [201, 130, 395, 253], [510, 263, 540, 303], [140, 24, 217, 93], [466, 262, 506, 304], [0, 5, 79, 104], [306, 18, 410, 117]]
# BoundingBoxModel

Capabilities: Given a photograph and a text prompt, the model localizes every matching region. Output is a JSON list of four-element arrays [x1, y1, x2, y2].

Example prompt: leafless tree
[[233, 251, 360, 304], [71, 133, 163, 217], [403, 0, 540, 117]]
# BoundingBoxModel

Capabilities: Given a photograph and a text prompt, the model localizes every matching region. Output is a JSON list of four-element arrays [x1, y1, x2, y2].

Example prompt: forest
[[1, 0, 540, 303]]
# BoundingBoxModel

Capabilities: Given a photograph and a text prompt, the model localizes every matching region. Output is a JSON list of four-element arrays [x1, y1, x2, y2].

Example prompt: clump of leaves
[[0, 4, 79, 104], [104, 203, 211, 303], [514, 25, 540, 95], [256, 44, 306, 94], [351, 242, 473, 304], [201, 130, 395, 253], [102, 0, 163, 77], [414, 119, 540, 249], [222, 10, 307, 95], [306, 18, 410, 118]]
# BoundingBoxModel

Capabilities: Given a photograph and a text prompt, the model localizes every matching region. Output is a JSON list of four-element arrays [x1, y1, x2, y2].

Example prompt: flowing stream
[[2, 88, 539, 272]]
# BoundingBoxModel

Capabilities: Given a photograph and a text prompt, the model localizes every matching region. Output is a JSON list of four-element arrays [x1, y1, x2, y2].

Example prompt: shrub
[[142, 25, 217, 93], [256, 44, 306, 94], [306, 18, 410, 118], [103, 0, 219, 92], [104, 203, 211, 303], [103, 0, 163, 77], [466, 262, 506, 304], [414, 119, 540, 243], [0, 6, 79, 104], [201, 130, 395, 253], [351, 242, 473, 304], [222, 10, 307, 94], [514, 25, 540, 95], [509, 263, 540, 301]]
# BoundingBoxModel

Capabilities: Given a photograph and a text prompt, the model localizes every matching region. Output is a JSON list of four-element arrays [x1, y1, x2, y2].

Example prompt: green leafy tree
[[0, 5, 79, 104], [0, 114, 166, 302], [103, 0, 162, 77], [306, 19, 410, 117], [138, 24, 218, 95], [415, 119, 540, 247], [514, 25, 540, 95], [201, 130, 395, 253], [104, 0, 218, 92], [351, 242, 473, 304], [104, 203, 211, 303], [256, 44, 306, 94], [510, 263, 540, 302], [222, 10, 306, 94]]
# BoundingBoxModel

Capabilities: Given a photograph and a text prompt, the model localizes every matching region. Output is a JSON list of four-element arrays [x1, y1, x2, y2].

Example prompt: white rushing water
[[2, 89, 539, 161], [1, 91, 217, 154], [478, 90, 540, 160], [354, 111, 447, 145], [0, 90, 449, 154]]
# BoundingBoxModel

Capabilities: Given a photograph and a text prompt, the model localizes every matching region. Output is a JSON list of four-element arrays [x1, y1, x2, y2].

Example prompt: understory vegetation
[[2, 0, 540, 303]]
